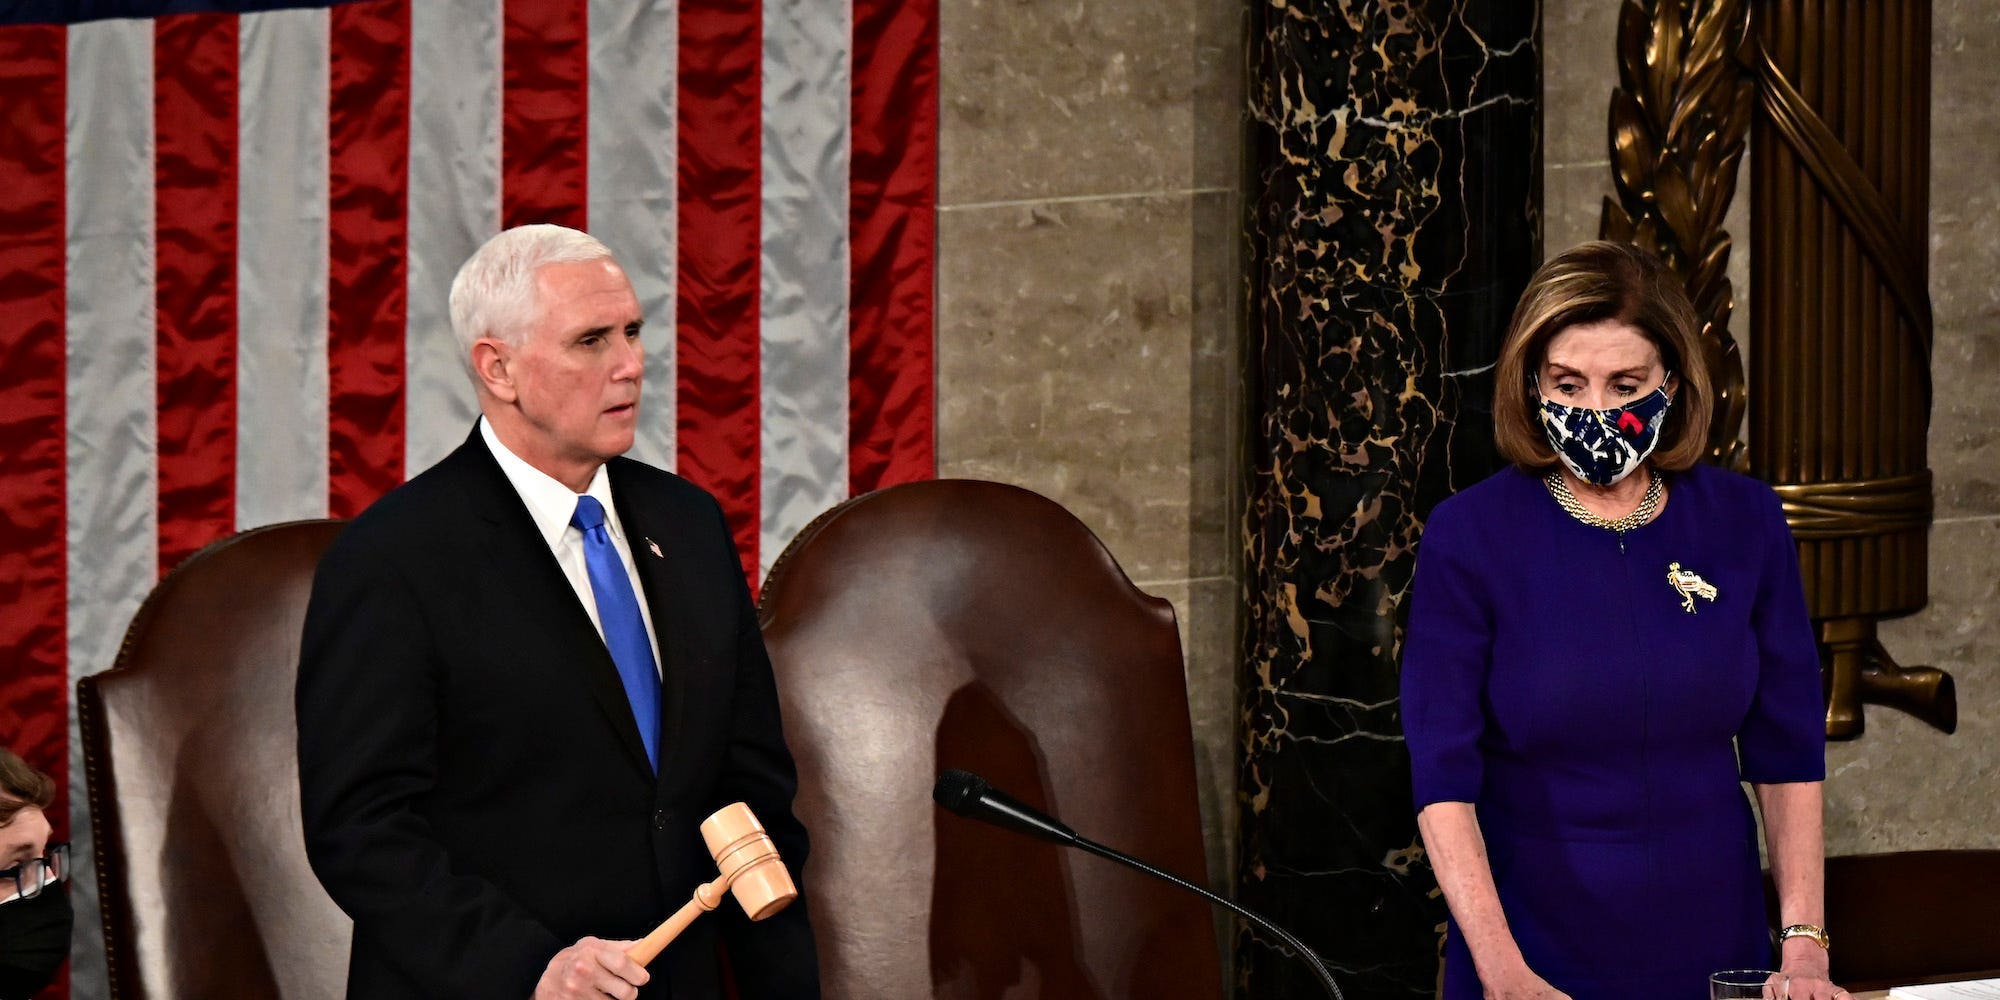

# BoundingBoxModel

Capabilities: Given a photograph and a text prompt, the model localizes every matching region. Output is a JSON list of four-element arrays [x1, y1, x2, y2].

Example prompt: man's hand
[[533, 937, 649, 1000]]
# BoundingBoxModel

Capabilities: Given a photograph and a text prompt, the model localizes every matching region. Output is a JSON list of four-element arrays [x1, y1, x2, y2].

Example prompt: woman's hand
[[1421, 804, 1570, 999], [1480, 961, 1572, 1000], [1776, 940, 1848, 996], [1771, 938, 1844, 1000], [1769, 971, 1848, 1000]]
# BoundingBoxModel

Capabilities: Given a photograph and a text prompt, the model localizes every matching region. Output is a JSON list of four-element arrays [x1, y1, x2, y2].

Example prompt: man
[[298, 225, 818, 999]]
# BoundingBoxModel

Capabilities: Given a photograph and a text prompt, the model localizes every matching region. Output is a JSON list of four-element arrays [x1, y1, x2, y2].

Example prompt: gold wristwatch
[[1779, 924, 1831, 949]]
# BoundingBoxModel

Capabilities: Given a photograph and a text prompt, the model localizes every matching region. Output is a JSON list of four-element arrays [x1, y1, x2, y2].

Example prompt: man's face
[[485, 259, 645, 488]]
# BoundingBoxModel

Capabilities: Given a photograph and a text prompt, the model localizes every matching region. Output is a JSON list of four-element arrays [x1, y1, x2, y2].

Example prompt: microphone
[[933, 769, 1345, 1000], [627, 802, 798, 966], [933, 768, 1079, 845]]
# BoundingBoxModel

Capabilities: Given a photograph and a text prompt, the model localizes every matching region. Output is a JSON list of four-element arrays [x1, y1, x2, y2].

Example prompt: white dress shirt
[[479, 417, 662, 677]]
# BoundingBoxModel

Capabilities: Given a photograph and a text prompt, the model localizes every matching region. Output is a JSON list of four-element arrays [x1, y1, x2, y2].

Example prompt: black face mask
[[0, 884, 71, 1000]]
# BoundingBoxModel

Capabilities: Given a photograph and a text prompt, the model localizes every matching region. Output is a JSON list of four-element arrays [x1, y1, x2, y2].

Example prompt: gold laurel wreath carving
[[1599, 0, 1753, 470]]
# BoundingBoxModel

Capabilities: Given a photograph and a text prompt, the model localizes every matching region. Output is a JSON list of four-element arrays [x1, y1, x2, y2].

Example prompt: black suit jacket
[[297, 429, 818, 999]]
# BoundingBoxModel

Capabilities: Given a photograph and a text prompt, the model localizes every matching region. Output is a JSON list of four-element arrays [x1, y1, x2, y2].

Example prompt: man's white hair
[[448, 224, 617, 357]]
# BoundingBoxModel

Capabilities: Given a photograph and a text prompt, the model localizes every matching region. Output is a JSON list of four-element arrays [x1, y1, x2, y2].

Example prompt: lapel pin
[[1666, 561, 1717, 614], [645, 536, 663, 559]]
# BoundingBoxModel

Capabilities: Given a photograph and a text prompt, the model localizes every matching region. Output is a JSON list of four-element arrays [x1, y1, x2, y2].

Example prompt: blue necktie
[[571, 495, 661, 771]]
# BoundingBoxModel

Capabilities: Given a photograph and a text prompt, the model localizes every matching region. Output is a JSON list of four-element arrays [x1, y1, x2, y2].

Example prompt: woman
[[1402, 242, 1845, 999], [1, 746, 71, 999]]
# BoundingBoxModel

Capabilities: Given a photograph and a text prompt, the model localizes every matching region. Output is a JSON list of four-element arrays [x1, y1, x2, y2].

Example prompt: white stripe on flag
[[64, 19, 158, 1000], [405, 0, 500, 476], [588, 0, 679, 473], [759, 0, 853, 573], [237, 7, 331, 528]]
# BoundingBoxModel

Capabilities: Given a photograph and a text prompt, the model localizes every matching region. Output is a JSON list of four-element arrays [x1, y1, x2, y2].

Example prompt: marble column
[[1237, 3, 1539, 997]]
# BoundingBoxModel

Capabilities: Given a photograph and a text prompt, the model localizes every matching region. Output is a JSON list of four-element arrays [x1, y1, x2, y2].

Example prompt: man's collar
[[478, 417, 619, 546]]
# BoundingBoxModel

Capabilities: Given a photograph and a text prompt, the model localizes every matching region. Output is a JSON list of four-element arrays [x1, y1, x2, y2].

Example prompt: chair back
[[79, 520, 352, 1000], [1813, 850, 2000, 990], [758, 479, 1223, 999]]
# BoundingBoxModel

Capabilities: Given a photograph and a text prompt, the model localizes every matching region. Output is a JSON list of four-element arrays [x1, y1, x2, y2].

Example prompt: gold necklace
[[1544, 469, 1664, 552]]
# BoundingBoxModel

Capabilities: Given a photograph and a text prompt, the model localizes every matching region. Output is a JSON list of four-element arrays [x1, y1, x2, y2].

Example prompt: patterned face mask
[[1537, 376, 1674, 486]]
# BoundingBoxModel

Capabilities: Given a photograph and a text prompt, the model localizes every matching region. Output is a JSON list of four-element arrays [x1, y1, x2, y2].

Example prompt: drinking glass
[[1711, 969, 1778, 999]]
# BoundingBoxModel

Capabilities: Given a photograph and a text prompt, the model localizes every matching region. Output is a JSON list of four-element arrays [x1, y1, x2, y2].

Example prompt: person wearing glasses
[[0, 746, 71, 999]]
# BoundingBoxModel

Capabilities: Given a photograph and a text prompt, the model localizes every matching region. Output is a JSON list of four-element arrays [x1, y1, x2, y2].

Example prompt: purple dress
[[1401, 463, 1825, 999]]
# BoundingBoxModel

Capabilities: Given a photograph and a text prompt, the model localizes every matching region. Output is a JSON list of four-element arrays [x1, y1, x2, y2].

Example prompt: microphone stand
[[933, 770, 1343, 999], [1067, 834, 1345, 1000]]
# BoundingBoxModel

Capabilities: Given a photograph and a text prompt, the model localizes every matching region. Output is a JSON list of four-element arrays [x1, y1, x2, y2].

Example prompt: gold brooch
[[1666, 562, 1717, 613]]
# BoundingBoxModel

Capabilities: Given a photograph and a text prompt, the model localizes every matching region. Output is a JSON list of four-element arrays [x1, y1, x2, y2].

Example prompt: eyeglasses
[[1, 842, 69, 902]]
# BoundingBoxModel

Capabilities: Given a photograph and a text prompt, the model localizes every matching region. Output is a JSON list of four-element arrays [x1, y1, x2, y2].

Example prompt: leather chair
[[757, 479, 1224, 999], [78, 520, 352, 999], [1808, 851, 2000, 990]]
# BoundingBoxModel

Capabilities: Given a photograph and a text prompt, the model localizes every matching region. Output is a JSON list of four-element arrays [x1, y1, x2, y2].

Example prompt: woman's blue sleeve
[[1737, 488, 1828, 783], [1402, 499, 1495, 810]]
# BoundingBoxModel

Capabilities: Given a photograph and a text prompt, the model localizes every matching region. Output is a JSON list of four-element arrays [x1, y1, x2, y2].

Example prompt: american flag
[[0, 1, 937, 995]]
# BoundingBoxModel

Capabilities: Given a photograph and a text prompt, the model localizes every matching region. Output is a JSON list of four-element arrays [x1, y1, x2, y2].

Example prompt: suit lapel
[[456, 430, 656, 779]]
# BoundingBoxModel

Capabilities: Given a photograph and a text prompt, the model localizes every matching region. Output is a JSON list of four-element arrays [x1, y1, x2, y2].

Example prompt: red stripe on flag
[[849, 0, 939, 494], [155, 13, 239, 573], [677, 0, 762, 581], [0, 25, 70, 855], [328, 0, 412, 518], [502, 0, 588, 230]]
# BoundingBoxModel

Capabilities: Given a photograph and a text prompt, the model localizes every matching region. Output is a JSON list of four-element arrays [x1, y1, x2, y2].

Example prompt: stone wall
[[933, 0, 1249, 912]]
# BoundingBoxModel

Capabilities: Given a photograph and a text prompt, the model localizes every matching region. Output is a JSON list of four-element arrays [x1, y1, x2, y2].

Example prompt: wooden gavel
[[626, 802, 798, 966]]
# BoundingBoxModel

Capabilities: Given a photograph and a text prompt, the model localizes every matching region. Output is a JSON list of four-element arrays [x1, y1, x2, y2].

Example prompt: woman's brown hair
[[1492, 240, 1713, 473], [0, 747, 55, 825]]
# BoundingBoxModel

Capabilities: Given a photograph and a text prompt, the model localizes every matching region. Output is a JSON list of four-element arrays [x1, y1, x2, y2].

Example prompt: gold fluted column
[[1749, 0, 1953, 738]]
